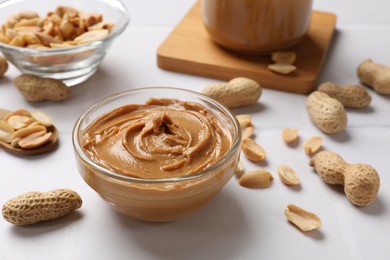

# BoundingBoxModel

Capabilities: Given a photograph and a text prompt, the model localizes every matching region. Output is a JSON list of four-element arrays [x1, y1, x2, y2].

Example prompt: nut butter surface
[[82, 98, 232, 178]]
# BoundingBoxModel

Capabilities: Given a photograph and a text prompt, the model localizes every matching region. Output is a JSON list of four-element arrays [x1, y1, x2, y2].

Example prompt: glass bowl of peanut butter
[[72, 87, 242, 222], [0, 0, 129, 86], [202, 0, 313, 54]]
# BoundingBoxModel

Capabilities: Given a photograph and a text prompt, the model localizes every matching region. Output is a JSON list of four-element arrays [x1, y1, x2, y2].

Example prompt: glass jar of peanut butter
[[202, 0, 313, 54]]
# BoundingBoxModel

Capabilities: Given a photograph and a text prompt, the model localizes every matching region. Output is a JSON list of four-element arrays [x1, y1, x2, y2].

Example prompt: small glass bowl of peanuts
[[0, 0, 129, 86]]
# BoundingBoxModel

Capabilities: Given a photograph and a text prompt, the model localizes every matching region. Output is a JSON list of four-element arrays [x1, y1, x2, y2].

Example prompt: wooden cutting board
[[157, 1, 337, 94]]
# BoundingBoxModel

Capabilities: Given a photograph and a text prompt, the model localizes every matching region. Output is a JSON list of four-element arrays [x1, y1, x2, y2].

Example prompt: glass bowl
[[0, 0, 129, 86], [72, 87, 241, 222]]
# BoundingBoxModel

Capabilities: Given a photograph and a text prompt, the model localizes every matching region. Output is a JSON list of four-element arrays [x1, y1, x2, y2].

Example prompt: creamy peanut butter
[[82, 98, 232, 179], [202, 0, 313, 54], [75, 96, 240, 222]]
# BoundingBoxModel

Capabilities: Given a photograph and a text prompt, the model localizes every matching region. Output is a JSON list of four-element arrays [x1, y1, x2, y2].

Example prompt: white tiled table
[[1, 1, 389, 259]]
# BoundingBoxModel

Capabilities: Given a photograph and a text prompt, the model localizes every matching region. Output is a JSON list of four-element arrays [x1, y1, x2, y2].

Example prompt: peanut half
[[241, 138, 267, 162], [2, 189, 82, 225], [268, 64, 297, 75], [236, 114, 252, 129], [236, 114, 255, 139], [284, 204, 322, 232], [242, 125, 255, 140], [0, 120, 15, 143], [31, 110, 53, 127], [6, 115, 33, 130], [281, 128, 299, 144], [304, 136, 323, 155], [268, 51, 297, 75], [277, 165, 301, 186], [239, 170, 274, 188]]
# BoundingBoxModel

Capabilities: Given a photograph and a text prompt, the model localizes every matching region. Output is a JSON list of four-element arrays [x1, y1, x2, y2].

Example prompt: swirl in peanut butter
[[82, 98, 232, 178]]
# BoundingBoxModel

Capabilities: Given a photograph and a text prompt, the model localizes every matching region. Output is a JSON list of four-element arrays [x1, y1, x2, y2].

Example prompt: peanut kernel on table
[[241, 138, 267, 162], [236, 114, 252, 129], [236, 114, 255, 140], [304, 135, 323, 155], [239, 170, 274, 188], [277, 165, 301, 186], [281, 128, 299, 144], [284, 204, 322, 232], [0, 6, 115, 49]]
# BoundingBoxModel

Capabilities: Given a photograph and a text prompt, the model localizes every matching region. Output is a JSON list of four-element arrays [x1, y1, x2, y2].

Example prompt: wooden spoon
[[0, 108, 58, 155]]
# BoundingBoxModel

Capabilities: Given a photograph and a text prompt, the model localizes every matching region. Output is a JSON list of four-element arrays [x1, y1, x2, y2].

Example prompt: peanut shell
[[318, 82, 371, 108], [202, 77, 262, 108], [309, 151, 380, 206], [2, 189, 82, 225], [357, 59, 390, 95], [14, 74, 70, 102], [306, 91, 347, 134]]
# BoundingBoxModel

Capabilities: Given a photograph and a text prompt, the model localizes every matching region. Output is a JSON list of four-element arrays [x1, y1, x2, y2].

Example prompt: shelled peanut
[[268, 51, 297, 75], [0, 6, 114, 49], [281, 128, 299, 144], [284, 204, 322, 232], [234, 113, 270, 188], [239, 170, 274, 188], [235, 114, 267, 162], [0, 109, 54, 149], [304, 135, 323, 155], [277, 165, 300, 186]]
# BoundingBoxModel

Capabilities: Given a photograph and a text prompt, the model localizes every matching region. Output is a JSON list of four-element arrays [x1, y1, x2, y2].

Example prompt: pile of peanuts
[[0, 6, 114, 49], [0, 109, 54, 149]]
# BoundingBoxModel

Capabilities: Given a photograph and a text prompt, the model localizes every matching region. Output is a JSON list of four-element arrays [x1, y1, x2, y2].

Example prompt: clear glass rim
[[0, 0, 129, 55], [72, 87, 242, 184]]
